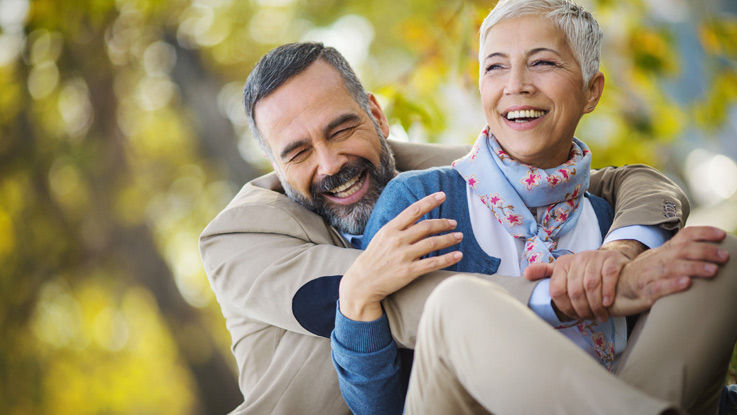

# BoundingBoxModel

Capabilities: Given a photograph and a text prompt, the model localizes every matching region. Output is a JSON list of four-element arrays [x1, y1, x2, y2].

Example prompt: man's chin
[[320, 198, 374, 235]]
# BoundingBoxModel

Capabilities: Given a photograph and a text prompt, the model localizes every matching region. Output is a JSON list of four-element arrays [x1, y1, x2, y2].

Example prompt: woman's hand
[[339, 192, 464, 321], [524, 245, 637, 322], [525, 226, 729, 320]]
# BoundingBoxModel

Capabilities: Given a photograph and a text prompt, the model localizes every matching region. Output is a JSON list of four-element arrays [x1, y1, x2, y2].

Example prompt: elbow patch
[[291, 275, 342, 338]]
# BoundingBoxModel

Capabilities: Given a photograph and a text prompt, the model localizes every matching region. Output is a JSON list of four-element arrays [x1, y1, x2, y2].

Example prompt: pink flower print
[[451, 161, 456, 167], [555, 206, 569, 222], [471, 144, 480, 160], [547, 175, 562, 187], [467, 175, 479, 189], [525, 243, 534, 252], [521, 169, 541, 191], [528, 253, 539, 263], [570, 184, 581, 199], [592, 333, 605, 348], [558, 168, 570, 181], [496, 149, 510, 161], [506, 213, 523, 225], [488, 194, 502, 207]]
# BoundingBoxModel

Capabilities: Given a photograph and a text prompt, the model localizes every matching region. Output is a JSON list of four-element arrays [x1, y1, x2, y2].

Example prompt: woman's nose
[[503, 67, 533, 95]]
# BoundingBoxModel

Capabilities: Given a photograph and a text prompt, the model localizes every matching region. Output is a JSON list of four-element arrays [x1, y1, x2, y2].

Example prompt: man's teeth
[[328, 174, 364, 198], [506, 110, 546, 121]]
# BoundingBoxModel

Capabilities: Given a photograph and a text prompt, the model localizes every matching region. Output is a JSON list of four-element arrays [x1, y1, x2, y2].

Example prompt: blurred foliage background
[[1, 0, 736, 413]]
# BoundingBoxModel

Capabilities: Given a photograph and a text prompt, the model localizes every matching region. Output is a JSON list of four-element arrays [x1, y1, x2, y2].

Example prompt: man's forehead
[[253, 60, 358, 141]]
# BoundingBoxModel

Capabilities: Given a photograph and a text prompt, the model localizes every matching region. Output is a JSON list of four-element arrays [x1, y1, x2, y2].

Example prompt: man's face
[[254, 60, 395, 234]]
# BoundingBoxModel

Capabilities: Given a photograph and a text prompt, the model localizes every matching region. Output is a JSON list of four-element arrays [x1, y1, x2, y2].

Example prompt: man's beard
[[280, 135, 396, 235]]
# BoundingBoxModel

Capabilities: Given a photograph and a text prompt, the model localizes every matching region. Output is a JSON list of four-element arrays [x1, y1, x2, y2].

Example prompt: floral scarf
[[453, 128, 621, 370], [452, 127, 591, 271]]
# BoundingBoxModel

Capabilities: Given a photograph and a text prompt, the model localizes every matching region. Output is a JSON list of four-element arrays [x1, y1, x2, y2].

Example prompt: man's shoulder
[[200, 172, 328, 241]]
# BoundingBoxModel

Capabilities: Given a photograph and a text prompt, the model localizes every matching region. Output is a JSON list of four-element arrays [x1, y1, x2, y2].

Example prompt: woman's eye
[[532, 60, 556, 67], [486, 63, 503, 72]]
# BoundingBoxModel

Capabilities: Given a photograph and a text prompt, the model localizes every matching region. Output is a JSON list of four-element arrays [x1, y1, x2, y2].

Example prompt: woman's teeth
[[506, 109, 546, 121], [327, 173, 364, 198]]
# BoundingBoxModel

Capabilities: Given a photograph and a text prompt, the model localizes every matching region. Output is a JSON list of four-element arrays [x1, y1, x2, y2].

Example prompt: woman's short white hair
[[479, 0, 603, 85]]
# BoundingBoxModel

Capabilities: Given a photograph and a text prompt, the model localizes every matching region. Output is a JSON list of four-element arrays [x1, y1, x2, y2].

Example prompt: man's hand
[[609, 226, 729, 316], [525, 241, 644, 322], [339, 192, 463, 321]]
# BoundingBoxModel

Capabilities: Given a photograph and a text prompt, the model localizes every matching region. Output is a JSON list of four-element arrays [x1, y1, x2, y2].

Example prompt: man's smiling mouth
[[505, 109, 548, 122], [325, 171, 367, 199]]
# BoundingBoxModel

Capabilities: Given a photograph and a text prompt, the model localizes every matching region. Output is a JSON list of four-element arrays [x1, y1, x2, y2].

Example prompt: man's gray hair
[[478, 0, 603, 85], [243, 42, 371, 158]]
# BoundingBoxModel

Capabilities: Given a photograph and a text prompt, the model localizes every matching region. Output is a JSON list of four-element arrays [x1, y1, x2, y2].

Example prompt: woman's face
[[480, 15, 603, 168]]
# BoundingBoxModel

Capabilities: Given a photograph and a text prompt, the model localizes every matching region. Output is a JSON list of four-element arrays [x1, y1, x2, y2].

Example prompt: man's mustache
[[311, 160, 370, 197]]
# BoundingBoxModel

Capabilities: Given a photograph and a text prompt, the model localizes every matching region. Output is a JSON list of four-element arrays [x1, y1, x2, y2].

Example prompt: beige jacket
[[199, 140, 688, 414]]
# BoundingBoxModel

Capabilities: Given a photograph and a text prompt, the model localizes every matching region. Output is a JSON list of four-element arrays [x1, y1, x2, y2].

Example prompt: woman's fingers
[[410, 251, 464, 278], [387, 192, 446, 231], [408, 231, 463, 259]]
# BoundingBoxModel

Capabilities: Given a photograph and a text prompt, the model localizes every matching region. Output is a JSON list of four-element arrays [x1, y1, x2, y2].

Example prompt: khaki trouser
[[405, 235, 737, 415]]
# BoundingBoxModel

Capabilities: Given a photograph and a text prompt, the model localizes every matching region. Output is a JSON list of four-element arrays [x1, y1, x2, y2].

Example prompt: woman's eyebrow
[[528, 47, 562, 57], [484, 52, 508, 61]]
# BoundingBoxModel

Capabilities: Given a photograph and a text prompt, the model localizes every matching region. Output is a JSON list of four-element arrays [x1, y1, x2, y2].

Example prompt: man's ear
[[583, 71, 605, 114], [367, 93, 391, 137]]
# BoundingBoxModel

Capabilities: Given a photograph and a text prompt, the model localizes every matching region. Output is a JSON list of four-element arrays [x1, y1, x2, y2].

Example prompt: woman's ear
[[584, 71, 605, 114]]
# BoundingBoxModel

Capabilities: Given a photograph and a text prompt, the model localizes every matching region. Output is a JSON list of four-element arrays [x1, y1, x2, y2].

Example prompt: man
[[198, 42, 727, 414]]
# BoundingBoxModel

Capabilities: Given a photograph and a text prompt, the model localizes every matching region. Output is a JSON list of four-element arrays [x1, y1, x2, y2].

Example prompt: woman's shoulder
[[389, 166, 465, 194]]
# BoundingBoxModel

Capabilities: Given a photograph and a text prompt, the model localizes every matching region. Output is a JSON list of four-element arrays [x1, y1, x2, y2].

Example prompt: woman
[[333, 0, 638, 413]]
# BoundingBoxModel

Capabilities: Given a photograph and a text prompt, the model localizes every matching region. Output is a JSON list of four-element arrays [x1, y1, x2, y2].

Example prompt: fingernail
[[453, 251, 462, 259], [454, 232, 463, 240], [718, 250, 729, 261], [434, 192, 445, 200], [679, 277, 689, 286], [448, 219, 457, 226], [705, 263, 717, 273], [603, 296, 611, 305]]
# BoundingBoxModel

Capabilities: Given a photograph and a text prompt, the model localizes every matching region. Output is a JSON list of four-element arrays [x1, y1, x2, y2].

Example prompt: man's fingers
[[404, 218, 458, 244], [389, 192, 446, 230], [411, 251, 463, 278], [672, 226, 726, 244], [644, 276, 691, 306], [524, 263, 554, 281], [662, 259, 720, 280], [673, 241, 730, 264], [600, 259, 621, 308], [409, 232, 464, 258], [549, 269, 575, 319], [568, 271, 594, 321], [583, 259, 608, 322]]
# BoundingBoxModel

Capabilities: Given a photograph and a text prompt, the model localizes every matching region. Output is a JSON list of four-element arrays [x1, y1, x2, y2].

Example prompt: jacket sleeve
[[588, 164, 690, 234], [200, 198, 362, 337]]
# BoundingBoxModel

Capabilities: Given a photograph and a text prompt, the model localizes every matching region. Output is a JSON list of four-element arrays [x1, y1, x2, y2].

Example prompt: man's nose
[[314, 143, 347, 177], [504, 67, 533, 95]]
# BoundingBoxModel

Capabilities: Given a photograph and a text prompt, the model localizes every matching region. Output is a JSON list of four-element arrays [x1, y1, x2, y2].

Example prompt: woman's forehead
[[481, 15, 569, 56]]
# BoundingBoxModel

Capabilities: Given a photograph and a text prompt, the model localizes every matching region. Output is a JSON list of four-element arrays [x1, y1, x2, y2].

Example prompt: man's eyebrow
[[324, 113, 360, 138], [279, 139, 310, 161]]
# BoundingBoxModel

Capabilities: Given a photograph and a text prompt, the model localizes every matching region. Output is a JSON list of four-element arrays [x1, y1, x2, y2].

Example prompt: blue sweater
[[331, 167, 613, 415]]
